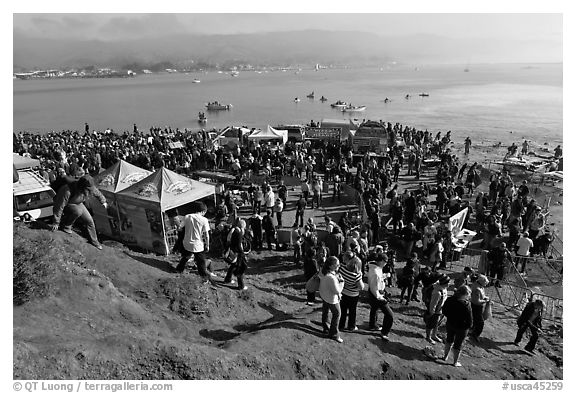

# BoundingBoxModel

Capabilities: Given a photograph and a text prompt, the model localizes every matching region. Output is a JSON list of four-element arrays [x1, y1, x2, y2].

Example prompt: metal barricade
[[446, 248, 563, 323]]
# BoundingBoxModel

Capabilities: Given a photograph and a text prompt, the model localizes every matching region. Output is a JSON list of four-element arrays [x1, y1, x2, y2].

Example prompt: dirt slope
[[13, 223, 562, 380]]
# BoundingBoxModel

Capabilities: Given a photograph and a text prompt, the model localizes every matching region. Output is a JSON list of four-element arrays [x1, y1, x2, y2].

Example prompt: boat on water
[[294, 98, 301, 102], [342, 105, 366, 112], [198, 112, 207, 123], [419, 93, 429, 97], [405, 94, 411, 99], [206, 101, 233, 111], [320, 96, 327, 102], [192, 79, 201, 83], [330, 100, 348, 108], [306, 91, 314, 99]]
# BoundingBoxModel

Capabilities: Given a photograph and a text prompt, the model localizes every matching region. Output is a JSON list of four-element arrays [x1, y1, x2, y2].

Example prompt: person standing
[[464, 137, 472, 155], [51, 176, 108, 250], [273, 197, 284, 228], [264, 186, 275, 212], [319, 256, 344, 343], [262, 210, 276, 250], [301, 178, 310, 206], [440, 285, 474, 367], [398, 258, 417, 305], [293, 194, 306, 228], [332, 175, 342, 202], [469, 274, 490, 343], [176, 202, 215, 281], [249, 213, 263, 251], [338, 252, 364, 332], [367, 255, 394, 341], [277, 180, 288, 204], [426, 274, 450, 344], [515, 232, 534, 274], [223, 218, 249, 290], [514, 299, 544, 353], [527, 206, 545, 241]]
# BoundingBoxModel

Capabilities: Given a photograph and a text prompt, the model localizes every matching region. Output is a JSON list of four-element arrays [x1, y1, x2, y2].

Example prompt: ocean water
[[13, 63, 562, 147]]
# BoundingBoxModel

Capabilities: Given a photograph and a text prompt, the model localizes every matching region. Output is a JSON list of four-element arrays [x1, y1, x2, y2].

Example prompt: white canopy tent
[[248, 125, 287, 144]]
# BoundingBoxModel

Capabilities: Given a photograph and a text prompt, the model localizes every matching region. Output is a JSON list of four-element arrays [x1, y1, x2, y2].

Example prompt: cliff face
[[13, 223, 562, 380]]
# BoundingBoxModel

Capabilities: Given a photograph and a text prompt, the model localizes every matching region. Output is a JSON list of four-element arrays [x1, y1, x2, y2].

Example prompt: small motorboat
[[192, 79, 201, 83], [330, 100, 348, 108], [294, 97, 300, 102], [320, 96, 327, 102], [306, 91, 314, 99], [206, 101, 233, 111], [342, 105, 366, 112], [198, 112, 207, 123], [419, 93, 430, 97]]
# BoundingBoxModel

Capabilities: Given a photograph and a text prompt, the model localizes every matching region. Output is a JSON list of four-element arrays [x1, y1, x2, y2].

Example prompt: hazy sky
[[13, 13, 562, 41]]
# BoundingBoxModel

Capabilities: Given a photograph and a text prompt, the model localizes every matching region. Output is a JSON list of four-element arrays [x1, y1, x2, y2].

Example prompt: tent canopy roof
[[248, 125, 287, 143], [93, 160, 152, 193], [13, 153, 40, 170], [117, 167, 215, 211]]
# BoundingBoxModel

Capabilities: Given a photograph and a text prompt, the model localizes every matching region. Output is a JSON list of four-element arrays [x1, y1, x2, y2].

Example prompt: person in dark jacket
[[514, 299, 544, 353], [262, 210, 276, 250], [50, 176, 107, 250], [440, 285, 473, 367], [223, 218, 248, 290]]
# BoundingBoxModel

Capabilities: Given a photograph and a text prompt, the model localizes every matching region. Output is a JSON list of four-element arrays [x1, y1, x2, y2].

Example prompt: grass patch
[[13, 224, 57, 305]]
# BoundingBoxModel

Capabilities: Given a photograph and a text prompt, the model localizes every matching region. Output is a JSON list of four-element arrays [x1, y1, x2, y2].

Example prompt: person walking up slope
[[440, 285, 474, 367]]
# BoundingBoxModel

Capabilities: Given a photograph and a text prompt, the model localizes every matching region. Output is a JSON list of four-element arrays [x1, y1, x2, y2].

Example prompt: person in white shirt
[[367, 255, 394, 340], [515, 232, 534, 274], [264, 186, 275, 210], [176, 201, 215, 281]]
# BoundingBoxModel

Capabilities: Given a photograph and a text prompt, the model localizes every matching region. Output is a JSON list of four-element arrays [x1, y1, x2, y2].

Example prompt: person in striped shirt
[[338, 252, 365, 331]]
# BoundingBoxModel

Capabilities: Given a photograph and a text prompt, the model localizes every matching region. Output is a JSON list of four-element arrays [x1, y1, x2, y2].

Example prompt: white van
[[13, 169, 55, 220]]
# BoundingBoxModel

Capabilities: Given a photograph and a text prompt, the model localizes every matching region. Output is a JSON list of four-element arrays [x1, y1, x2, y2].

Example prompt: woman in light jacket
[[319, 256, 345, 343], [470, 274, 490, 342], [338, 252, 365, 331]]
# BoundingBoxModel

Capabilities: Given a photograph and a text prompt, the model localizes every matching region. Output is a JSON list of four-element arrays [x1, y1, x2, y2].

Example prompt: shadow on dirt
[[232, 302, 324, 338], [198, 328, 241, 341], [124, 252, 175, 273]]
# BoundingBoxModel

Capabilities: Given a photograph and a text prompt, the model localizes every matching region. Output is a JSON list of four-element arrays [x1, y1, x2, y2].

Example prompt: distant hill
[[13, 30, 562, 70]]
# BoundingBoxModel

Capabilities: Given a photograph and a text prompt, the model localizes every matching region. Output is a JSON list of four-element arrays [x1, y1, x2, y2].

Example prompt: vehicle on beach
[[230, 71, 239, 77], [13, 169, 55, 221], [341, 105, 366, 112], [330, 100, 348, 108], [192, 79, 201, 83], [206, 102, 233, 111], [198, 112, 207, 123], [306, 91, 314, 99]]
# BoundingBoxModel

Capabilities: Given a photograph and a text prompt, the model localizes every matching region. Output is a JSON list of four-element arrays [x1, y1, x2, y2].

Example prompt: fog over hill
[[13, 29, 562, 70]]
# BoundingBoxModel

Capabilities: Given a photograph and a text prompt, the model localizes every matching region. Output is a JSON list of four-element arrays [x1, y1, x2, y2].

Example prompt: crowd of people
[[14, 121, 557, 360]]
